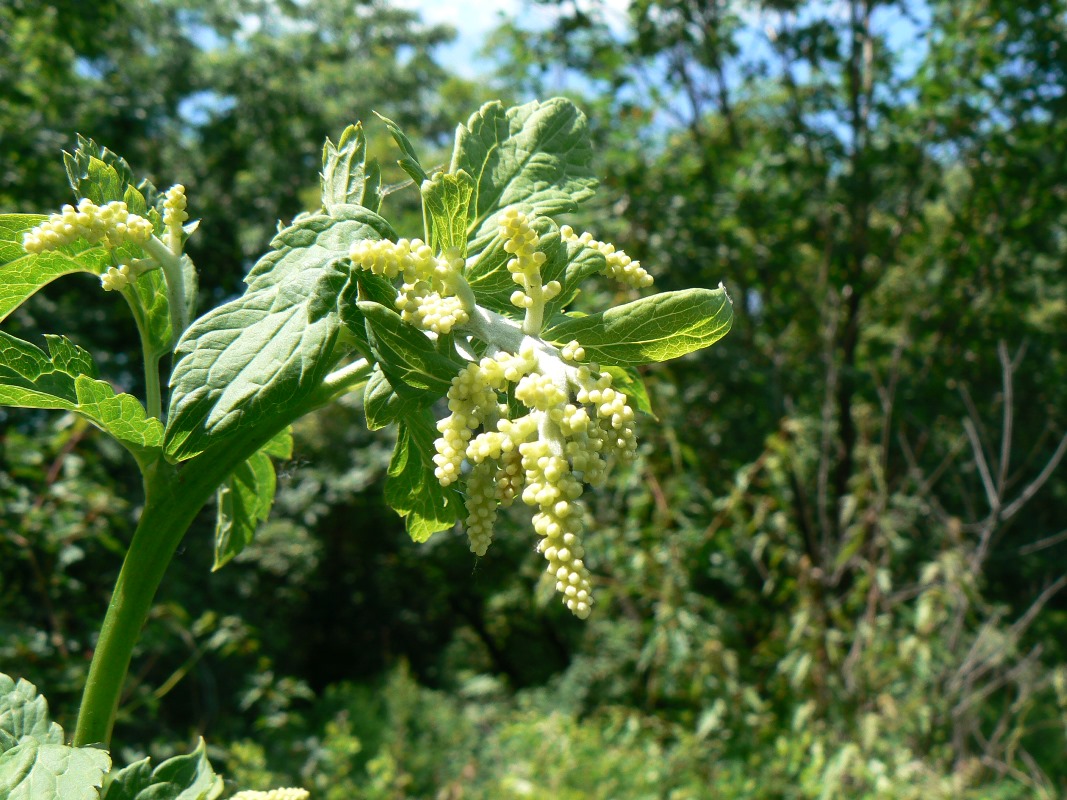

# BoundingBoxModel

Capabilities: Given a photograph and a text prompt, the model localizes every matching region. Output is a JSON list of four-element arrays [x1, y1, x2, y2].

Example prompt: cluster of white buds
[[163, 184, 189, 253], [22, 199, 154, 255], [560, 339, 585, 362], [349, 238, 471, 334], [433, 336, 637, 618], [499, 209, 560, 334], [100, 263, 133, 292], [230, 789, 310, 800], [561, 225, 654, 289]]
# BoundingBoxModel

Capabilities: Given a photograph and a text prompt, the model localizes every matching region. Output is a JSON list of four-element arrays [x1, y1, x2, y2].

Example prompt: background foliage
[[2, 0, 1067, 797]]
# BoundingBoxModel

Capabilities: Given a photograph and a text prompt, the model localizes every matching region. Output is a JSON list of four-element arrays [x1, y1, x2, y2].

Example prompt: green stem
[[143, 345, 162, 420], [143, 235, 189, 346], [72, 428, 277, 747]]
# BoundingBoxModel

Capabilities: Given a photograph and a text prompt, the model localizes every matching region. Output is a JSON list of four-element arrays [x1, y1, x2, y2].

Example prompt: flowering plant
[[0, 99, 731, 797]]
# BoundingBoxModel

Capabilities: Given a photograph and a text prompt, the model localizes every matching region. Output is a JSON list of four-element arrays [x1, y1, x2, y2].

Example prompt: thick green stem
[[73, 429, 278, 747], [73, 461, 201, 746]]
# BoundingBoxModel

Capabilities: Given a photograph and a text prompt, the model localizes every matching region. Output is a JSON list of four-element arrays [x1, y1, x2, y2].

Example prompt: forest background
[[2, 0, 1067, 797]]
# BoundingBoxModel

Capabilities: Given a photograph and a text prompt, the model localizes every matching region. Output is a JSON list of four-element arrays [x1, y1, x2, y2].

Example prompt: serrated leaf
[[375, 113, 428, 184], [64, 135, 138, 202], [0, 332, 164, 465], [166, 208, 395, 462], [385, 410, 463, 542], [0, 674, 64, 753], [359, 301, 462, 397], [0, 215, 111, 321], [544, 286, 733, 365], [100, 738, 222, 800], [0, 739, 110, 800], [422, 171, 474, 256], [363, 365, 419, 430], [322, 123, 371, 212], [451, 98, 597, 241]]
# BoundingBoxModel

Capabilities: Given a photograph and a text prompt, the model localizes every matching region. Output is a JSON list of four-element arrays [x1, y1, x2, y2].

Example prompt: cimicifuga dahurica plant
[[0, 99, 731, 797]]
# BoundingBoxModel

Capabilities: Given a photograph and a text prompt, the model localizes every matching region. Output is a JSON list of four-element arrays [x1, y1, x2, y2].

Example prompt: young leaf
[[100, 738, 223, 800], [0, 332, 164, 465], [0, 215, 110, 321], [544, 286, 734, 365], [0, 739, 110, 800], [321, 122, 370, 212], [166, 208, 395, 462], [422, 170, 475, 256], [451, 98, 597, 240], [359, 301, 462, 396], [375, 112, 429, 184], [385, 410, 463, 542]]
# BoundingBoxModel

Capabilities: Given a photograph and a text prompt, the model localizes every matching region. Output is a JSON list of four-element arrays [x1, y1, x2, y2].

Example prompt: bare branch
[[1001, 429, 1067, 520], [963, 416, 999, 512]]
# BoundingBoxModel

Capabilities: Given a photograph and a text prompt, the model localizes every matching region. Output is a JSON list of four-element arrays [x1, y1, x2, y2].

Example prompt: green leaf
[[213, 428, 292, 569], [546, 236, 609, 315], [100, 739, 223, 800], [451, 98, 597, 240], [359, 301, 462, 397], [544, 287, 734, 365], [0, 739, 110, 800], [321, 122, 374, 212], [213, 451, 276, 571], [0, 674, 63, 752], [603, 365, 656, 418], [385, 410, 463, 542], [0, 215, 111, 322], [0, 332, 164, 465], [375, 112, 429, 184], [64, 135, 139, 203], [166, 208, 395, 462], [422, 170, 475, 256], [363, 365, 419, 431]]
